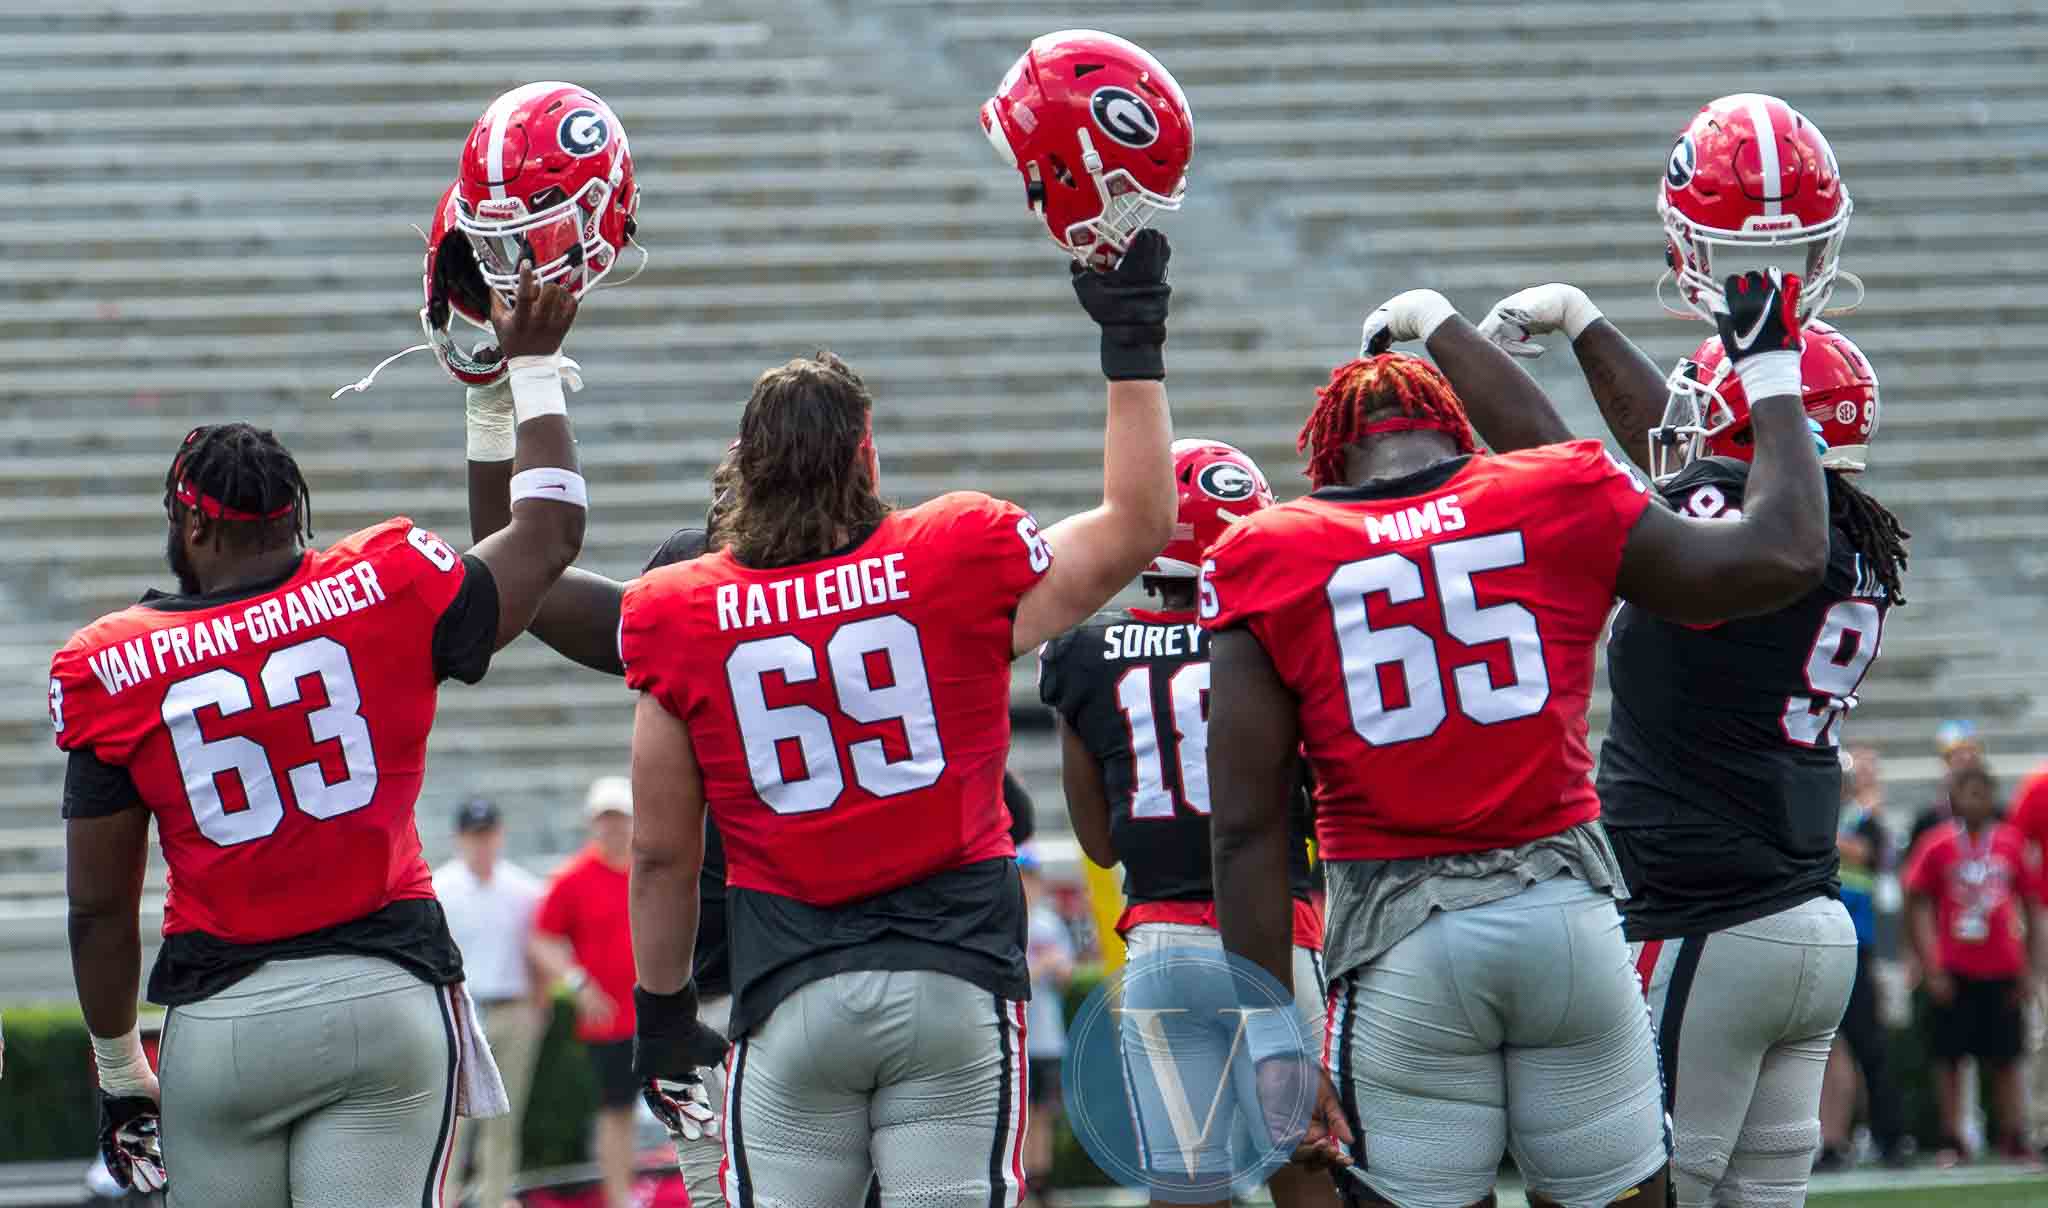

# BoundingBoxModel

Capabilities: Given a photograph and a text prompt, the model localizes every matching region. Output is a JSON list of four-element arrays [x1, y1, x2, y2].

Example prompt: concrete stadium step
[[1180, 62, 2048, 115], [5, 0, 707, 28], [0, 56, 843, 107], [1, 21, 772, 63], [4, 166, 996, 216]]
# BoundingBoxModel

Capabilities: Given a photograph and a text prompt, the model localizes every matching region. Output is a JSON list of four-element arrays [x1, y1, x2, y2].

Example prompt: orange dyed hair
[[1297, 353, 1481, 488]]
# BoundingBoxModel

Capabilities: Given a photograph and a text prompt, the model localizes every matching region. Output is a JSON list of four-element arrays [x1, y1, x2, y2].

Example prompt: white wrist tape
[[510, 466, 589, 509], [465, 382, 516, 462], [1385, 288, 1459, 343], [508, 354, 569, 423], [91, 1027, 155, 1096], [1735, 350, 1802, 406], [1560, 287, 1603, 340]]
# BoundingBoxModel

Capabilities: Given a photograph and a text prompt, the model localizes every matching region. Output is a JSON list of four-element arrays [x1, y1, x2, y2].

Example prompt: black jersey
[[1039, 607, 1314, 906], [1599, 458, 1892, 940]]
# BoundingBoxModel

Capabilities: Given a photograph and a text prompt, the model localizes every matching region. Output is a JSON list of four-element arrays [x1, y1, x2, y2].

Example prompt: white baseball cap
[[584, 775, 633, 818]]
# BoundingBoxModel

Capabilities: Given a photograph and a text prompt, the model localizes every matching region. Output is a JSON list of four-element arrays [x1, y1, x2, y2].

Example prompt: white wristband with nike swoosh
[[510, 467, 589, 509]]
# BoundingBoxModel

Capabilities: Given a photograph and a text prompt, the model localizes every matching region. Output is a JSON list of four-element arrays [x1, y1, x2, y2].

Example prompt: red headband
[[170, 438, 297, 523], [1361, 417, 1458, 439]]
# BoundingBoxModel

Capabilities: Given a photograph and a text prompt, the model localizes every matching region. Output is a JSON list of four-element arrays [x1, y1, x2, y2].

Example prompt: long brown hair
[[724, 351, 889, 568]]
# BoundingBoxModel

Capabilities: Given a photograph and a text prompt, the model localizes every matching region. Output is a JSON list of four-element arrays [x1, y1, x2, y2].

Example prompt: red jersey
[[49, 519, 492, 944], [1200, 441, 1652, 861], [1904, 820, 2039, 981], [534, 846, 637, 1043], [2007, 762, 2048, 861], [620, 492, 1050, 907]]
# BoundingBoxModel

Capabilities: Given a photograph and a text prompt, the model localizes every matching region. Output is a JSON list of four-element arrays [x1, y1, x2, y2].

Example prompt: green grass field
[[1807, 1178, 2048, 1207], [1054, 1169, 2048, 1206]]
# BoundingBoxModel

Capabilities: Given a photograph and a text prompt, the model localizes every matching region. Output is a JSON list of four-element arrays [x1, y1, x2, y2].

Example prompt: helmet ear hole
[[1046, 153, 1077, 189]]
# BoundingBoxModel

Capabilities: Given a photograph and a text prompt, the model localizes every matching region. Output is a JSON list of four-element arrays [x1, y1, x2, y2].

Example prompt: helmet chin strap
[[331, 341, 435, 399], [1819, 270, 1865, 318]]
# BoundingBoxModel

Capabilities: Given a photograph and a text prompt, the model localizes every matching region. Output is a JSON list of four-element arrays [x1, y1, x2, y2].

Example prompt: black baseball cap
[[454, 797, 502, 833]]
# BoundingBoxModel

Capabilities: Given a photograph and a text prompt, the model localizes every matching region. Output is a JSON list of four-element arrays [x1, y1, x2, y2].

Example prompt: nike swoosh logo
[[1734, 302, 1772, 350]]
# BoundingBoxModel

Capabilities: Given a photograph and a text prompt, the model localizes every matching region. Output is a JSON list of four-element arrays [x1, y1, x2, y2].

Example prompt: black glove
[[1711, 268, 1803, 366], [632, 981, 729, 1081], [98, 1091, 166, 1193], [1071, 228, 1172, 381]]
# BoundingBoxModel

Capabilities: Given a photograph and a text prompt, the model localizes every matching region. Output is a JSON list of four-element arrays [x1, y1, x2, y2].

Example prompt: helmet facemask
[[984, 113, 1186, 269], [457, 175, 621, 303], [1061, 128, 1185, 268], [1658, 197, 1861, 325], [1648, 358, 1739, 482]]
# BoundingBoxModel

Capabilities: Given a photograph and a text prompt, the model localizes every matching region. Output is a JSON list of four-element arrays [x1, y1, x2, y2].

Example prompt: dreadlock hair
[[724, 351, 888, 570], [1827, 471, 1910, 606], [1297, 354, 1481, 489], [163, 423, 313, 551]]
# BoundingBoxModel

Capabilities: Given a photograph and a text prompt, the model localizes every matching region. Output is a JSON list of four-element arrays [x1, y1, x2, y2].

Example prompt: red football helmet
[[981, 30, 1193, 267], [1659, 93, 1857, 324], [1649, 320, 1879, 481], [453, 81, 639, 303], [1151, 438, 1274, 578]]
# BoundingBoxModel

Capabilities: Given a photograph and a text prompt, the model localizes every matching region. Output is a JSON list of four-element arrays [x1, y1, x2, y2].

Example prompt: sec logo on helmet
[[1197, 461, 1257, 502], [558, 108, 611, 157], [1666, 135, 1697, 189], [1089, 86, 1160, 148]]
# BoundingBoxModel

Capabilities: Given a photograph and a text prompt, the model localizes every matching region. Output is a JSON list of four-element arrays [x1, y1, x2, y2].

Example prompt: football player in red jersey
[[1441, 94, 1912, 1207], [53, 264, 586, 1207], [1040, 438, 1335, 1208], [1206, 270, 1830, 1208], [616, 223, 1175, 1204]]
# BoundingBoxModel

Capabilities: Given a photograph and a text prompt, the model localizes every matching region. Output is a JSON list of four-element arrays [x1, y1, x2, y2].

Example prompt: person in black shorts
[[1903, 766, 2040, 1165]]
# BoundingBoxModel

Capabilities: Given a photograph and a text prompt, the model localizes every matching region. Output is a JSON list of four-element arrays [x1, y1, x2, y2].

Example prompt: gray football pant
[[720, 969, 1027, 1208], [158, 954, 457, 1208], [1330, 875, 1669, 1208], [672, 992, 731, 1206], [1637, 895, 1858, 1208]]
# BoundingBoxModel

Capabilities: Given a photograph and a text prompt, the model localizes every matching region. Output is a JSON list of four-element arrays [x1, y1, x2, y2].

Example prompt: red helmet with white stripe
[[1151, 438, 1274, 578], [981, 30, 1193, 267], [1658, 94, 1857, 324], [1649, 320, 1879, 481], [453, 81, 638, 304]]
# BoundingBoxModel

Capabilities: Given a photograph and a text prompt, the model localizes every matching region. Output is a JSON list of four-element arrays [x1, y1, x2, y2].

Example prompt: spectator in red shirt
[[1903, 765, 2040, 1166], [531, 776, 639, 1208]]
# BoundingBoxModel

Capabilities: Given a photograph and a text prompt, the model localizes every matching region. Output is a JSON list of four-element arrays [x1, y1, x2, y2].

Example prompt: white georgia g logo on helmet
[[1197, 461, 1257, 502], [1667, 135, 1697, 189], [558, 108, 611, 158], [1090, 86, 1160, 149]]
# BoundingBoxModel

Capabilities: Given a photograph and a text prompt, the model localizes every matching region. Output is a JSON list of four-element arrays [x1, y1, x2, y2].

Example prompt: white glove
[[465, 355, 582, 461], [1359, 289, 1459, 356], [645, 1074, 720, 1143], [1474, 284, 1603, 358]]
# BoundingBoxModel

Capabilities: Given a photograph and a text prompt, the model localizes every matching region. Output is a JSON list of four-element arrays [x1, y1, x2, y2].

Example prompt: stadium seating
[[2, 0, 2043, 995]]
